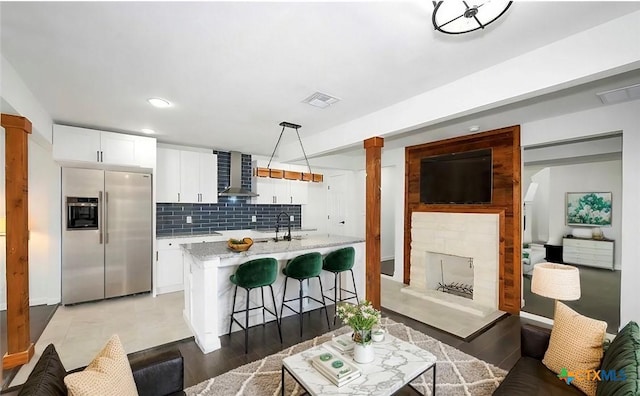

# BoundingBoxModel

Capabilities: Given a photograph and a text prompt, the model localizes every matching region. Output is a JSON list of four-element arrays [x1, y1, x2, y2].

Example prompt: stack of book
[[329, 333, 355, 352], [311, 349, 361, 387]]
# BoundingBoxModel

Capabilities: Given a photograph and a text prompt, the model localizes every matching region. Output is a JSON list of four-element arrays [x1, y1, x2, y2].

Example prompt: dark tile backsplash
[[156, 203, 302, 236], [157, 150, 302, 236]]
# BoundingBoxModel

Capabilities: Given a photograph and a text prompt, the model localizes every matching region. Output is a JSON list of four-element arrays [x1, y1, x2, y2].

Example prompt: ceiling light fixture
[[141, 128, 155, 134], [432, 1, 513, 35], [147, 97, 172, 108], [302, 92, 340, 109]]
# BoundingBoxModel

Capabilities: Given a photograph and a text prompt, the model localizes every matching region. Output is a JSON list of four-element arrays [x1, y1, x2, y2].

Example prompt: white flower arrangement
[[335, 300, 381, 332]]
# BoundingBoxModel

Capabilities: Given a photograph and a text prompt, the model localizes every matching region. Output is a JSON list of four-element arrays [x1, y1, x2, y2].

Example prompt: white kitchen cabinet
[[156, 148, 181, 202], [156, 147, 217, 203], [562, 237, 614, 270], [156, 235, 226, 294], [251, 160, 309, 204], [53, 125, 156, 167], [156, 241, 184, 294]]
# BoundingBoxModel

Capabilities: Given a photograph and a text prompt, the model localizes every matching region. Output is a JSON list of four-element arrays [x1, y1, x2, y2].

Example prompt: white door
[[328, 174, 348, 236]]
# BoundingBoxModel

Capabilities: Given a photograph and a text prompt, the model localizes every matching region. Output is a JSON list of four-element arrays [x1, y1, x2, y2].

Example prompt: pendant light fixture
[[258, 122, 323, 183], [432, 1, 513, 35]]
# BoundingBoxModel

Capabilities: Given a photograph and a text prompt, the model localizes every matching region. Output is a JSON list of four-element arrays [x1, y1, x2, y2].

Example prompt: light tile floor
[[10, 291, 192, 387], [381, 277, 505, 339]]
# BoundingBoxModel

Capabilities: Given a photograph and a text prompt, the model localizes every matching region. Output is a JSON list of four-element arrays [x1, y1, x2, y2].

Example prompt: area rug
[[185, 317, 507, 396]]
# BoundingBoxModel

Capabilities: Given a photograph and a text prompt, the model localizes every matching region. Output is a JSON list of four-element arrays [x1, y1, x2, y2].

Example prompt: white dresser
[[562, 237, 614, 270]]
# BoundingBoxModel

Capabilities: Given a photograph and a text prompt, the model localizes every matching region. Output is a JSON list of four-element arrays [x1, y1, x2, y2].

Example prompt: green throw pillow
[[596, 321, 640, 396]]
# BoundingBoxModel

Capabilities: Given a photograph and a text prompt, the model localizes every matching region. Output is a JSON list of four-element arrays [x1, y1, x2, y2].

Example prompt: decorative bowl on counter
[[227, 237, 254, 252]]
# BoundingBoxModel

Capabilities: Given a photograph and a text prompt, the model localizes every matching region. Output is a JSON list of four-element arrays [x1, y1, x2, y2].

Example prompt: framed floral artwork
[[566, 192, 612, 227]]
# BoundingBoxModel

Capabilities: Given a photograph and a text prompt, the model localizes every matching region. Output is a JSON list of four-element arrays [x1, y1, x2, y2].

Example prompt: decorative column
[[2, 114, 33, 369], [363, 137, 384, 309]]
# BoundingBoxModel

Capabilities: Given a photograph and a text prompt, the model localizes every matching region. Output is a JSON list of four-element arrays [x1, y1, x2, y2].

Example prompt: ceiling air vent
[[596, 83, 640, 105], [302, 92, 341, 109]]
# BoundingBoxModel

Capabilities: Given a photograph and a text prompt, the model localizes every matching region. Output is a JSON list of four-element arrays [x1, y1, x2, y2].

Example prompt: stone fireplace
[[402, 212, 500, 317]]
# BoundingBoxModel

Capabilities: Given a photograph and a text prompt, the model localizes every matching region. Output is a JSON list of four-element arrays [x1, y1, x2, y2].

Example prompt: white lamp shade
[[531, 262, 581, 301]]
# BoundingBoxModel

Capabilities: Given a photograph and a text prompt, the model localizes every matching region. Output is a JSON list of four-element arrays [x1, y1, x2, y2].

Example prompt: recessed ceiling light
[[141, 128, 155, 134], [469, 125, 480, 132], [147, 97, 171, 108]]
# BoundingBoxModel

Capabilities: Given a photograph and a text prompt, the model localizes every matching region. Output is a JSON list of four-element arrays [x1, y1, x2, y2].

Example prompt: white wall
[[521, 100, 640, 329], [27, 137, 62, 306], [380, 166, 395, 261], [2, 54, 59, 309], [530, 168, 550, 244]]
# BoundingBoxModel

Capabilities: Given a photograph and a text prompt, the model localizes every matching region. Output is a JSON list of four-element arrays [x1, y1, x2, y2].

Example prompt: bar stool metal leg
[[298, 279, 304, 337], [333, 272, 339, 326], [350, 269, 360, 304], [245, 288, 250, 355], [269, 285, 283, 343], [317, 276, 331, 328], [261, 287, 266, 327]]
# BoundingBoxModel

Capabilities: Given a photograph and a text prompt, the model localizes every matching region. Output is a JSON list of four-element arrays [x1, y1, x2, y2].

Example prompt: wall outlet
[[251, 215, 257, 222], [186, 216, 192, 224], [290, 215, 295, 222]]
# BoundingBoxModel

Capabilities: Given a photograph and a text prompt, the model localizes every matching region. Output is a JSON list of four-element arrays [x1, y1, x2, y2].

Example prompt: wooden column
[[364, 137, 384, 309], [2, 114, 34, 369]]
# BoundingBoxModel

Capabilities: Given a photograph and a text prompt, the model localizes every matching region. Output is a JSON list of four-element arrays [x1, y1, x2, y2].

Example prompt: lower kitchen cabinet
[[156, 235, 226, 294], [157, 240, 185, 294]]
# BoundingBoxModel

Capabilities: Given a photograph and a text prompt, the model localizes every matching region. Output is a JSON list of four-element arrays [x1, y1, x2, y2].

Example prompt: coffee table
[[281, 335, 437, 395]]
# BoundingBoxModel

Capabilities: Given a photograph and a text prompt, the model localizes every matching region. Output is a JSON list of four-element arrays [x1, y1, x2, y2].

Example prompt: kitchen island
[[181, 235, 365, 353]]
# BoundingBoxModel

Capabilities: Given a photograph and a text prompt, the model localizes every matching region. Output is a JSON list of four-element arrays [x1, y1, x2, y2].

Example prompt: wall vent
[[596, 83, 640, 104], [302, 91, 341, 109]]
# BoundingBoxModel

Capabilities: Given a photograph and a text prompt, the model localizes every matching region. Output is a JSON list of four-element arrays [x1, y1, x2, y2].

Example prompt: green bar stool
[[322, 246, 359, 325], [280, 252, 331, 337], [229, 257, 282, 354]]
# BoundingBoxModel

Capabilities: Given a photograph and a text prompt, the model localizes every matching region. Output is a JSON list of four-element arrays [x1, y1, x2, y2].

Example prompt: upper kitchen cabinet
[[53, 125, 156, 168], [156, 147, 217, 203], [251, 160, 308, 204]]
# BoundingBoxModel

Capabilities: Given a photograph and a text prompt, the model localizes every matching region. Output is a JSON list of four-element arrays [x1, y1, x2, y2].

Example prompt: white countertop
[[182, 235, 365, 261]]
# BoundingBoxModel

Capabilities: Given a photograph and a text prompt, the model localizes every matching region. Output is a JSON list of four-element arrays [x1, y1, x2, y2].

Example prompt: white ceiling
[[2, 1, 640, 156]]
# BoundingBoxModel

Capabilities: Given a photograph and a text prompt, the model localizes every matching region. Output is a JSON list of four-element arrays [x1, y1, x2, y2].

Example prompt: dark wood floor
[[2, 303, 538, 394], [1, 304, 58, 390]]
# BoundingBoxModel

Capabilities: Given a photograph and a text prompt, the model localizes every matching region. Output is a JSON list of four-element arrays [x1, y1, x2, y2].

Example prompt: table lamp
[[531, 262, 581, 302]]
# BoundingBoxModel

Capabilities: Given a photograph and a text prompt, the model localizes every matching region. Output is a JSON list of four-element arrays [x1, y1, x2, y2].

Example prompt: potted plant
[[336, 300, 381, 363]]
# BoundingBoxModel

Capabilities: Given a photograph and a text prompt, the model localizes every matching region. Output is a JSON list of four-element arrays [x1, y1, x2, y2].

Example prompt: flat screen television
[[420, 148, 493, 204]]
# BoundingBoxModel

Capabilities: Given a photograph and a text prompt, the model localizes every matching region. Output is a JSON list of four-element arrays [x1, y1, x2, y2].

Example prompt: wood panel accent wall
[[2, 114, 34, 369], [403, 126, 521, 314], [364, 137, 384, 309]]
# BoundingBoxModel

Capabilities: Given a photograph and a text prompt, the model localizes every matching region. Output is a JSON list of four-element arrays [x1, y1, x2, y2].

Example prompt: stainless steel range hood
[[218, 151, 259, 197]]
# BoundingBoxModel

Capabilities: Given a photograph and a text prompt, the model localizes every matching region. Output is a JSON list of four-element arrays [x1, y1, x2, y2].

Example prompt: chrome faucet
[[275, 212, 292, 242]]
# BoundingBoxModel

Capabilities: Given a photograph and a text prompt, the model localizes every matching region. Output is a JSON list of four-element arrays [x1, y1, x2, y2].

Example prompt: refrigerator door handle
[[105, 191, 109, 244], [97, 151, 100, 162], [98, 191, 103, 244]]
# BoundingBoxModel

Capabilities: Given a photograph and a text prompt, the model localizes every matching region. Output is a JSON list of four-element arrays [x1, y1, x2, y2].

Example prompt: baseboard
[[381, 256, 394, 262], [156, 284, 184, 295], [29, 297, 49, 306], [0, 302, 5, 310]]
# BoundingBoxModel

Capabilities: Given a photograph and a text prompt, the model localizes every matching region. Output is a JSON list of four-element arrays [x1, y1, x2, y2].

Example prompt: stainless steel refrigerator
[[62, 168, 152, 305]]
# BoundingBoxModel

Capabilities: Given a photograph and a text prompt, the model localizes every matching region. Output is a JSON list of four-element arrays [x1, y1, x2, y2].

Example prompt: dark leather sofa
[[15, 344, 184, 396], [494, 324, 585, 395]]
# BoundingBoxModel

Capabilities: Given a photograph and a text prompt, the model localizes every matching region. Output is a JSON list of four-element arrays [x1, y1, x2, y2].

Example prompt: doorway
[[521, 134, 622, 333]]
